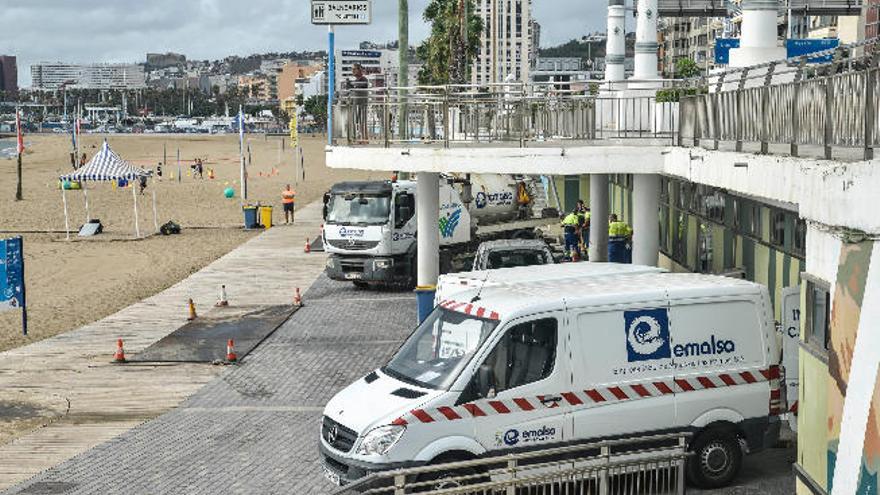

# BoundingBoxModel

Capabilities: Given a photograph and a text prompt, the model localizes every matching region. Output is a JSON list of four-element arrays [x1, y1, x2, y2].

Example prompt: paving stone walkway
[[2, 276, 417, 494]]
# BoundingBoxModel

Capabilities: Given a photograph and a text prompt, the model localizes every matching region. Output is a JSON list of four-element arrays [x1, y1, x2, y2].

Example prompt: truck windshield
[[383, 308, 499, 390], [326, 194, 391, 225]]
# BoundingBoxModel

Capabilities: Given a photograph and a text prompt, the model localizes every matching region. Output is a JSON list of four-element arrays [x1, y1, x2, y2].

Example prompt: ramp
[[130, 305, 298, 363]]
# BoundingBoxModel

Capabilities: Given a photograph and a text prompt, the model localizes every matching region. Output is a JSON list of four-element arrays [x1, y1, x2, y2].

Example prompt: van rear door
[[459, 312, 571, 453], [668, 297, 770, 427], [568, 303, 676, 440]]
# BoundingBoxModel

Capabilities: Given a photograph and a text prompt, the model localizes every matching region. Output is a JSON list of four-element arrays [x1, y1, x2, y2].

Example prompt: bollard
[[226, 339, 237, 362], [215, 285, 229, 307], [187, 298, 198, 320], [304, 238, 311, 253], [294, 287, 303, 307]]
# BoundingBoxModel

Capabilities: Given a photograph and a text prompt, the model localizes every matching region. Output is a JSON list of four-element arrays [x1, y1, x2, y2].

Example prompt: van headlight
[[356, 425, 406, 456]]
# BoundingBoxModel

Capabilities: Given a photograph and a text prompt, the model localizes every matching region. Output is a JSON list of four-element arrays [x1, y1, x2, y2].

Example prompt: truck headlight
[[356, 425, 406, 456], [373, 259, 392, 270], [326, 258, 335, 269]]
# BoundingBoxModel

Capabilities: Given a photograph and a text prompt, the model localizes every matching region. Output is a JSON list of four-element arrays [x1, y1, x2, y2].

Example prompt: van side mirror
[[477, 365, 496, 399], [396, 206, 412, 228]]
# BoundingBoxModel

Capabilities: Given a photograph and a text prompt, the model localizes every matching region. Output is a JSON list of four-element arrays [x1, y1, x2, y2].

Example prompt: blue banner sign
[[714, 38, 740, 65], [786, 38, 839, 63], [1, 236, 27, 335]]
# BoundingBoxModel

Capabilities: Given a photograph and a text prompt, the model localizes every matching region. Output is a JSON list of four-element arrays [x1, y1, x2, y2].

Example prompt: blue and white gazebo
[[59, 141, 155, 239]]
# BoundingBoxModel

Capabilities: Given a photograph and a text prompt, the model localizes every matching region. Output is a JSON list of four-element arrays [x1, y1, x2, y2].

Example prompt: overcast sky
[[4, 0, 611, 87]]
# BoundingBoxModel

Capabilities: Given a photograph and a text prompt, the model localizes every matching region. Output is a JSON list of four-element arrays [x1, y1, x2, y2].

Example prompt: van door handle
[[540, 396, 562, 405]]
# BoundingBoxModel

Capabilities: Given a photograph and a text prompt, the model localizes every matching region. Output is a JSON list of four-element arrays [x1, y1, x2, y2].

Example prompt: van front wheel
[[687, 429, 742, 489]]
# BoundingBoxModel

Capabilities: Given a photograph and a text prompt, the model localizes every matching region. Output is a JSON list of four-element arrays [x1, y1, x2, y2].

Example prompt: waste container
[[415, 285, 436, 324], [243, 206, 259, 229], [608, 238, 632, 264], [259, 206, 273, 229]]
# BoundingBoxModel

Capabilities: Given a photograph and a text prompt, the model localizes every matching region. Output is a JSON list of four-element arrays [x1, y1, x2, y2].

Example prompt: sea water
[[0, 139, 17, 159]]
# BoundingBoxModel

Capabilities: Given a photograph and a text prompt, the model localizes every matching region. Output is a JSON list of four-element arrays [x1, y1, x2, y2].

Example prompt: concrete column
[[728, 0, 786, 68], [417, 172, 440, 287], [604, 0, 626, 82], [632, 0, 659, 80], [589, 174, 609, 262], [632, 174, 661, 266]]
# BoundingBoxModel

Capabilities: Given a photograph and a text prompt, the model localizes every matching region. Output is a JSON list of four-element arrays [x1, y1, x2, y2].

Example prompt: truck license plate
[[344, 272, 363, 280], [322, 464, 343, 485]]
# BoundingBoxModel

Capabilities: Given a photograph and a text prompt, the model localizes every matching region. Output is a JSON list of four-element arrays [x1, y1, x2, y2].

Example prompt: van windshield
[[383, 307, 499, 390]]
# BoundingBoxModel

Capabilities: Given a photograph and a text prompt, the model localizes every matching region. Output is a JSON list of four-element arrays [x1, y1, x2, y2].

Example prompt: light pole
[[399, 0, 409, 141]]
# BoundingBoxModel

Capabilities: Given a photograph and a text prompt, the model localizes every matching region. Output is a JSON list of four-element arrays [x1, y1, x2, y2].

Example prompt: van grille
[[328, 239, 380, 251], [322, 416, 358, 453]]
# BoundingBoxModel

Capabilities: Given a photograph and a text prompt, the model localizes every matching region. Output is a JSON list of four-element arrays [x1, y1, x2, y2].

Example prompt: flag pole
[[15, 107, 23, 201]]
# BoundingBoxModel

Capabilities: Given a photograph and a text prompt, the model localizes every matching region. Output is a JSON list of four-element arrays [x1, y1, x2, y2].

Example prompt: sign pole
[[18, 236, 27, 336], [328, 24, 336, 146]]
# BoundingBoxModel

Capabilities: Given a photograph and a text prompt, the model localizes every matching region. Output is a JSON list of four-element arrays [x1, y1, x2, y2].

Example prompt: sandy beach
[[0, 133, 384, 351]]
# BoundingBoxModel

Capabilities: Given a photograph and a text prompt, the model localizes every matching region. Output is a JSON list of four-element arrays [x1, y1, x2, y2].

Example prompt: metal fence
[[332, 81, 680, 148], [679, 39, 880, 159], [332, 433, 689, 495]]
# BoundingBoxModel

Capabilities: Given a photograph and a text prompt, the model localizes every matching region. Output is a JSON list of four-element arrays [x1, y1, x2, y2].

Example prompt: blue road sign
[[787, 38, 839, 63], [714, 38, 740, 65]]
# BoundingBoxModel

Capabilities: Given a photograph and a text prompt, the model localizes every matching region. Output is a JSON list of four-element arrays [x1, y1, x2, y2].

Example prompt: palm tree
[[417, 0, 483, 85]]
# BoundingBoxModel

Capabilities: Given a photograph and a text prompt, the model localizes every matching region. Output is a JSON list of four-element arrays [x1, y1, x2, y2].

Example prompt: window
[[477, 318, 558, 394], [770, 209, 787, 247], [793, 218, 807, 256], [805, 278, 831, 353]]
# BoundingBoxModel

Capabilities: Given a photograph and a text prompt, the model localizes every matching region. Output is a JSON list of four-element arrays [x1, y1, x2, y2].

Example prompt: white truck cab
[[320, 273, 783, 489]]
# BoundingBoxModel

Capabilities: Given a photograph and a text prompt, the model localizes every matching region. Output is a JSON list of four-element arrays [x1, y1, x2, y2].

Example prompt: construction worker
[[282, 184, 296, 224], [608, 213, 633, 263], [576, 200, 590, 255], [561, 209, 583, 261]]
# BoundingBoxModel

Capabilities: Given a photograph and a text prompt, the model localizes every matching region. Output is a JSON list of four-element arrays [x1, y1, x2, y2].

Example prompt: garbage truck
[[322, 174, 557, 288]]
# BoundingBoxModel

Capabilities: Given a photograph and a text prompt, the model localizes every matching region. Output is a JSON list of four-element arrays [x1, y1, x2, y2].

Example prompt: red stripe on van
[[697, 377, 717, 389], [489, 311, 500, 320], [411, 409, 434, 423], [562, 392, 583, 405], [761, 366, 781, 380], [719, 374, 737, 386], [740, 371, 757, 383], [513, 398, 535, 411], [608, 387, 629, 400], [436, 406, 461, 420], [476, 307, 486, 318], [631, 384, 652, 398], [585, 389, 606, 402], [675, 379, 695, 392], [488, 401, 511, 414], [392, 417, 407, 426], [463, 304, 473, 315], [653, 382, 674, 395], [463, 403, 487, 417]]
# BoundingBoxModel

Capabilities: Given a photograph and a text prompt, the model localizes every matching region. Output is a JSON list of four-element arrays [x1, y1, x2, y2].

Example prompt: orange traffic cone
[[114, 339, 126, 363], [304, 238, 311, 253], [226, 339, 237, 362], [215, 285, 229, 307], [187, 298, 198, 320], [294, 287, 302, 307]]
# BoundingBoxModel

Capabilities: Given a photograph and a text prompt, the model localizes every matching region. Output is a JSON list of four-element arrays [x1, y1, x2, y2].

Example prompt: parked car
[[471, 239, 555, 271]]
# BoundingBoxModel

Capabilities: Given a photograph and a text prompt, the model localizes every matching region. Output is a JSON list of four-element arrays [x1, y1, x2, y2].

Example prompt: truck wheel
[[686, 428, 742, 489], [352, 281, 369, 290]]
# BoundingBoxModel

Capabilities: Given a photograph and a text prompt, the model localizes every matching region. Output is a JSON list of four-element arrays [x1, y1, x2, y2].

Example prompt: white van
[[435, 261, 665, 305], [320, 273, 784, 489]]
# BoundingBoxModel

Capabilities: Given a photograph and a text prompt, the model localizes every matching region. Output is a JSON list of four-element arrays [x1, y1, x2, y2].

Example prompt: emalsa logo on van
[[624, 309, 737, 363], [495, 426, 557, 447]]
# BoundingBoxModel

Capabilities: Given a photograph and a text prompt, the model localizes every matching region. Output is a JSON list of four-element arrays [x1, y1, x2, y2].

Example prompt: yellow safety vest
[[562, 213, 580, 226], [609, 221, 632, 237]]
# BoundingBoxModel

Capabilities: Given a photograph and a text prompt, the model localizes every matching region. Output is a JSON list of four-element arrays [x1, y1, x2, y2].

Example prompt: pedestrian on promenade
[[282, 184, 296, 224]]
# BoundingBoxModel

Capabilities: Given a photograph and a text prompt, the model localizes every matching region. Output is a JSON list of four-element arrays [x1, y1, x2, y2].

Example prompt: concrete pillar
[[416, 172, 440, 287], [728, 0, 786, 68], [633, 0, 659, 80], [632, 174, 661, 266], [589, 174, 609, 262], [604, 0, 626, 82]]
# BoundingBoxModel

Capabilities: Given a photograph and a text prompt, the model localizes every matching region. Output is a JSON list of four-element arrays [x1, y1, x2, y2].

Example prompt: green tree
[[416, 0, 483, 85], [675, 58, 701, 79], [304, 95, 328, 129]]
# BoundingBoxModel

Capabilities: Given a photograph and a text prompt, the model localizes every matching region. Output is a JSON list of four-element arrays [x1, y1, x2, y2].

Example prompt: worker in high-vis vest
[[607, 213, 633, 263], [282, 184, 296, 224], [576, 200, 590, 254], [561, 209, 583, 261]]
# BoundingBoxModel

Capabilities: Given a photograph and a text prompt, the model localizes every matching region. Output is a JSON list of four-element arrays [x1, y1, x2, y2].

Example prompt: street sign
[[0, 236, 27, 335], [786, 38, 839, 63], [714, 38, 740, 65], [311, 0, 372, 25]]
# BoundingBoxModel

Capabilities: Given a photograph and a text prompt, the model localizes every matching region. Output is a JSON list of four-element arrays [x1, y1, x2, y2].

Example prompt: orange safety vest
[[282, 189, 296, 204]]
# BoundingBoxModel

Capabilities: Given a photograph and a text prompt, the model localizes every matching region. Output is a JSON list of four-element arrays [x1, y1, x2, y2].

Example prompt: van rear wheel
[[687, 428, 742, 489]]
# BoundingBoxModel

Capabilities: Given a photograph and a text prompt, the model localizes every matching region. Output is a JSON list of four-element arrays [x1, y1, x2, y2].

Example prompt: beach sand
[[0, 133, 383, 352]]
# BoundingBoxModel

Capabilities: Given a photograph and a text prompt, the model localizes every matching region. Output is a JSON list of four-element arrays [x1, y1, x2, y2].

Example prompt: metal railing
[[679, 38, 880, 159], [332, 81, 681, 148], [332, 432, 690, 495]]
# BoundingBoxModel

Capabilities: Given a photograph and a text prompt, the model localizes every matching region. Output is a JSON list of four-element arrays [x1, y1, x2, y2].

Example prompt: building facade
[[334, 48, 398, 91], [30, 63, 146, 90], [470, 0, 533, 84], [0, 56, 17, 93]]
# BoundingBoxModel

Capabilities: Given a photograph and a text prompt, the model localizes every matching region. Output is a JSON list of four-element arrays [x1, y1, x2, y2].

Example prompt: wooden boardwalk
[[0, 202, 328, 490]]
